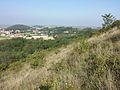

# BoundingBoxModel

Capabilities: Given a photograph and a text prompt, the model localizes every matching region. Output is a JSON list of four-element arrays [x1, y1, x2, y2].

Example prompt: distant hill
[[33, 25, 43, 28], [0, 25, 10, 28], [6, 24, 31, 30]]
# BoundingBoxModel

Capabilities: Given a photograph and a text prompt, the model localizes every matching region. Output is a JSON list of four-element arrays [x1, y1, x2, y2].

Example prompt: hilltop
[[0, 28, 120, 90], [6, 24, 31, 31]]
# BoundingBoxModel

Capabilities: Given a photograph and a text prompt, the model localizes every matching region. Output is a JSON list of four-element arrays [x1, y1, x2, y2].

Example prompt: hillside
[[0, 29, 120, 90], [6, 24, 31, 30]]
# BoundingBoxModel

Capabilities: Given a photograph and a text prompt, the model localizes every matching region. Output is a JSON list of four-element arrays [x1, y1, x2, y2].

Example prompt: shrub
[[0, 63, 8, 71], [111, 20, 120, 29], [38, 85, 51, 90], [30, 60, 40, 69]]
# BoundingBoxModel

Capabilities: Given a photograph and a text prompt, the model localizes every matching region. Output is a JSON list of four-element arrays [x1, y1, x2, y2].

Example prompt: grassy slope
[[0, 28, 120, 90], [0, 43, 75, 90]]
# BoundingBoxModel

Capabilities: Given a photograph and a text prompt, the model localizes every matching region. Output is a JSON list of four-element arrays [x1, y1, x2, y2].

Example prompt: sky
[[0, 0, 120, 27]]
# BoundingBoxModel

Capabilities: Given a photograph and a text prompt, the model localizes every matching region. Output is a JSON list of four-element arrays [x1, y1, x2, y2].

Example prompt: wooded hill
[[6, 24, 31, 30]]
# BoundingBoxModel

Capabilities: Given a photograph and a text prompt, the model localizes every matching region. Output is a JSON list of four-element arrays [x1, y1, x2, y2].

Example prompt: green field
[[0, 36, 9, 40]]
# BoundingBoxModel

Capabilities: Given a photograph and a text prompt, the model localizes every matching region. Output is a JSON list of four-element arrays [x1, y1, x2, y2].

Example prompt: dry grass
[[0, 43, 74, 90], [88, 28, 120, 43]]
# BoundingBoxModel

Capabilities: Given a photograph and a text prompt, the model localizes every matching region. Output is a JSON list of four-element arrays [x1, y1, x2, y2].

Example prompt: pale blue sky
[[0, 0, 120, 26]]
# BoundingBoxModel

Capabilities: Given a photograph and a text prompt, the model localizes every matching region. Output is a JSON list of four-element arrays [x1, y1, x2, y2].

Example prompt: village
[[0, 24, 81, 41], [0, 26, 55, 40]]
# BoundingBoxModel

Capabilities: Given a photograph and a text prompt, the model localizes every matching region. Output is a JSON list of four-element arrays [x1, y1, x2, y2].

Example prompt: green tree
[[111, 20, 120, 29], [102, 13, 115, 28]]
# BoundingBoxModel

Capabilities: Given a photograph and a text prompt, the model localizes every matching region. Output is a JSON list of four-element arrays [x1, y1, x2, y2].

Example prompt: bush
[[111, 20, 120, 29], [0, 63, 8, 71], [0, 36, 76, 70], [30, 60, 39, 69], [38, 85, 51, 90]]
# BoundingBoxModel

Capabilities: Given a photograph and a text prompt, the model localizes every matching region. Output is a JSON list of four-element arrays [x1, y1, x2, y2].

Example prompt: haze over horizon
[[0, 0, 120, 27]]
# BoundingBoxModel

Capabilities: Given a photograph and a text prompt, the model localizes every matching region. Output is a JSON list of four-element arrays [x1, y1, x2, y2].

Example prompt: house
[[30, 35, 55, 40]]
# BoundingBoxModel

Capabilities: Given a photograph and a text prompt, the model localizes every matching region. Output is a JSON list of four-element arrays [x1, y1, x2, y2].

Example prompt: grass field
[[0, 37, 8, 40]]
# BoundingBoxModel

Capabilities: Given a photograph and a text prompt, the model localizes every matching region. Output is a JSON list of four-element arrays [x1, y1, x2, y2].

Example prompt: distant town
[[0, 24, 99, 41], [0, 25, 57, 40]]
